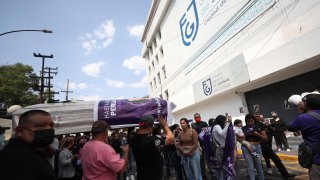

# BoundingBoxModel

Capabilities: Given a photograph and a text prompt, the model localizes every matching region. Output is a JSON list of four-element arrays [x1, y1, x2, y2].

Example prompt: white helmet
[[288, 95, 302, 106]]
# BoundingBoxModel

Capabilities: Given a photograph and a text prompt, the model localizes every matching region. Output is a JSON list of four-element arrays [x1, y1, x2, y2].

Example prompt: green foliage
[[0, 63, 39, 107]]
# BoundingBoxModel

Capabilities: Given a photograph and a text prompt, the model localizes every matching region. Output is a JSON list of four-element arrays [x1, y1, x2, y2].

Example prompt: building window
[[152, 60, 155, 70], [155, 54, 159, 64], [149, 47, 153, 57], [153, 78, 157, 88], [157, 72, 161, 84], [164, 90, 169, 100], [162, 66, 167, 79], [159, 94, 163, 99], [148, 66, 151, 74], [159, 31, 161, 39], [160, 46, 164, 57], [152, 40, 156, 50]]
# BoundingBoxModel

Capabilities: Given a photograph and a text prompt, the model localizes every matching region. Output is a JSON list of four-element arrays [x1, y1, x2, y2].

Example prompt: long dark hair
[[212, 115, 226, 129], [245, 114, 256, 124]]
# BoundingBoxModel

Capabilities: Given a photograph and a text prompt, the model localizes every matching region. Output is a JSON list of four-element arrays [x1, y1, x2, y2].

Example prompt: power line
[[61, 79, 73, 102], [33, 53, 53, 103], [43, 67, 59, 103]]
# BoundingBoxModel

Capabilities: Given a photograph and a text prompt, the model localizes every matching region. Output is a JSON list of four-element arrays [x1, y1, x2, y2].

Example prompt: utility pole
[[43, 67, 59, 102], [34, 53, 53, 103], [61, 79, 73, 102]]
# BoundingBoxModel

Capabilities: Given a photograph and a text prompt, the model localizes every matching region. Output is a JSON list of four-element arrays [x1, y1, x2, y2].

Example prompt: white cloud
[[141, 75, 148, 84], [81, 20, 116, 55], [129, 82, 146, 88], [128, 25, 144, 39], [66, 82, 88, 90], [78, 83, 88, 89], [106, 76, 147, 89], [68, 82, 77, 90], [129, 76, 147, 88], [82, 62, 105, 77], [122, 56, 146, 75], [77, 95, 100, 101], [107, 79, 127, 88], [82, 41, 95, 55]]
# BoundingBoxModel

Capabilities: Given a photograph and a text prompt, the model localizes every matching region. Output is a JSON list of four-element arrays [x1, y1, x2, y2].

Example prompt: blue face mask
[[30, 129, 55, 148]]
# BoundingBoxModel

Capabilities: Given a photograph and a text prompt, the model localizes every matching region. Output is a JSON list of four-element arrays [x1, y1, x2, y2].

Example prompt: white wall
[[172, 91, 245, 124], [142, 0, 320, 122]]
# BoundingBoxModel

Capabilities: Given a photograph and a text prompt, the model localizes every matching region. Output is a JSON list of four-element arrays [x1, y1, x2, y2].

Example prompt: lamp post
[[0, 29, 52, 36]]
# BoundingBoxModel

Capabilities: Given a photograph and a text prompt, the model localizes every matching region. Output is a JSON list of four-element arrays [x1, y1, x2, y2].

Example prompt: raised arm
[[159, 116, 174, 145]]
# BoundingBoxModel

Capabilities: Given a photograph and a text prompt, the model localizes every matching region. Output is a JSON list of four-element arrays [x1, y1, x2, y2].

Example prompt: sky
[[0, 0, 151, 102]]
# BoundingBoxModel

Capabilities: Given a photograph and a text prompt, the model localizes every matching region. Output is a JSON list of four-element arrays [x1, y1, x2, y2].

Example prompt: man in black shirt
[[0, 110, 56, 180], [255, 114, 296, 179], [191, 113, 208, 178], [130, 115, 174, 180]]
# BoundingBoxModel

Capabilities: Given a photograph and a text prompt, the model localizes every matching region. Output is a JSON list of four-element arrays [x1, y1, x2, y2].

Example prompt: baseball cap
[[139, 115, 154, 127], [91, 120, 109, 134]]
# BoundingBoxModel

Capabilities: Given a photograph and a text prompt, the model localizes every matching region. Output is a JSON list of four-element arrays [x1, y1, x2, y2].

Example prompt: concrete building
[[141, 0, 320, 123]]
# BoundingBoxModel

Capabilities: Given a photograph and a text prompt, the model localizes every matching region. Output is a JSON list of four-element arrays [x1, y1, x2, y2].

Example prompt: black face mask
[[31, 129, 55, 148]]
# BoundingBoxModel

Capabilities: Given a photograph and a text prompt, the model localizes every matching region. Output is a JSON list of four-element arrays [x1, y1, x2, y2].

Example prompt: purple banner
[[96, 98, 168, 126], [223, 124, 236, 180], [199, 124, 235, 179]]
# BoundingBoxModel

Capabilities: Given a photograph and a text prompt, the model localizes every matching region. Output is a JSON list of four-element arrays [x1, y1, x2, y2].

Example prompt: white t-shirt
[[212, 122, 230, 147], [234, 126, 244, 136]]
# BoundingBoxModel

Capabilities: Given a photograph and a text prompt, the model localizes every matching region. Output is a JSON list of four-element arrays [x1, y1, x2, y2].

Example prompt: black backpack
[[298, 111, 320, 169]]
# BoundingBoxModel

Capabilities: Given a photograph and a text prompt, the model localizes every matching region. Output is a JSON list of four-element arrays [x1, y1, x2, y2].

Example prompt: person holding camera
[[287, 93, 320, 179]]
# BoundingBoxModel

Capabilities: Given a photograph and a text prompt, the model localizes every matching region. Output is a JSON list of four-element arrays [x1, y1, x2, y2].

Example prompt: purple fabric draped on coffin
[[96, 98, 168, 125]]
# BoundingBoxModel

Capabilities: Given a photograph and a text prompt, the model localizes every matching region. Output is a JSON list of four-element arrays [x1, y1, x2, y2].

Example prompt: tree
[[43, 89, 58, 103], [0, 63, 39, 107]]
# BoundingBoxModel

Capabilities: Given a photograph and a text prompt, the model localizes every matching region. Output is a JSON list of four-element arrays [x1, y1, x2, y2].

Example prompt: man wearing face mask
[[191, 113, 208, 178], [0, 109, 56, 180]]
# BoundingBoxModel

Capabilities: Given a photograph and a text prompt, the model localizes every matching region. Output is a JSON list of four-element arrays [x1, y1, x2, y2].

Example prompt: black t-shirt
[[191, 121, 208, 135], [242, 122, 265, 142], [110, 139, 122, 154], [0, 138, 56, 180], [130, 133, 165, 180]]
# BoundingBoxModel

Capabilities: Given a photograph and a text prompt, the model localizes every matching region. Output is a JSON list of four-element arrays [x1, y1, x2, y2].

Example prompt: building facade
[[141, 0, 320, 123]]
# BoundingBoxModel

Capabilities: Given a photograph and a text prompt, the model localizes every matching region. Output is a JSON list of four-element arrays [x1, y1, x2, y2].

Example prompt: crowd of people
[[0, 93, 319, 180]]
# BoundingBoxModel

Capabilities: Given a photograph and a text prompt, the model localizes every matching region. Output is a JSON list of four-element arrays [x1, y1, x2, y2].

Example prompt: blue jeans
[[180, 151, 202, 180], [242, 144, 264, 180]]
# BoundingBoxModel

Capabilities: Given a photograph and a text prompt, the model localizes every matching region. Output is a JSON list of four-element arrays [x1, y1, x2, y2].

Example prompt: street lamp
[[0, 29, 53, 36]]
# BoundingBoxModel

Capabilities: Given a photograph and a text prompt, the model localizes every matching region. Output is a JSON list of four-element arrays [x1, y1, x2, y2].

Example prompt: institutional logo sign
[[202, 78, 212, 96], [179, 0, 199, 46]]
